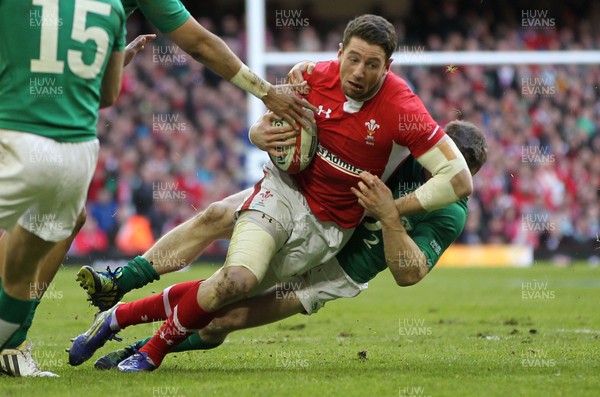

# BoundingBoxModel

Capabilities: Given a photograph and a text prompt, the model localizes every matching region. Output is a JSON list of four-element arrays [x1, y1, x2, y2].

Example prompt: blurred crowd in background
[[70, 1, 599, 262]]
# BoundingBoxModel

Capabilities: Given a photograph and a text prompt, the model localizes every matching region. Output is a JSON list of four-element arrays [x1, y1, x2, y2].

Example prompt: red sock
[[115, 280, 202, 329], [140, 281, 216, 366]]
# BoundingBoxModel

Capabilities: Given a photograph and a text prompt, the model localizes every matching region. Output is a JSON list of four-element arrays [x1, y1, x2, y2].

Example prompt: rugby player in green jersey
[[0, 0, 315, 376], [68, 120, 487, 370], [0, 0, 126, 376]]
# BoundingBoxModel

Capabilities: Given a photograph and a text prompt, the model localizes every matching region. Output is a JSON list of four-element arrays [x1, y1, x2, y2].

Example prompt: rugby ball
[[269, 111, 318, 174]]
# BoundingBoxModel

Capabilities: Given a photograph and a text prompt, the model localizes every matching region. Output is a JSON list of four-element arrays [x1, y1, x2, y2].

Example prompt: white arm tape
[[230, 64, 271, 99], [413, 137, 470, 212], [248, 122, 256, 145]]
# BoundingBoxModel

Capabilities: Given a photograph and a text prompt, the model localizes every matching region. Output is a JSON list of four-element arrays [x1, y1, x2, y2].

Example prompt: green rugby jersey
[[338, 156, 468, 284], [0, 0, 126, 142], [122, 0, 190, 33]]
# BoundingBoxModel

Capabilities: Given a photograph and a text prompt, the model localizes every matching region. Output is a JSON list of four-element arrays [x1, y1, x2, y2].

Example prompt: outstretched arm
[[167, 17, 316, 129]]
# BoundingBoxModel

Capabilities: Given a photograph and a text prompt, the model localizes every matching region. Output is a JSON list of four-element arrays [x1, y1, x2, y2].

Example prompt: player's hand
[[287, 61, 316, 85], [249, 113, 299, 156], [123, 34, 156, 67], [262, 85, 317, 132], [351, 172, 397, 222]]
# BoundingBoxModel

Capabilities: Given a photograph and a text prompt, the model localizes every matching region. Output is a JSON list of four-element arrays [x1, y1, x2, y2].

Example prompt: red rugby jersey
[[292, 60, 445, 228]]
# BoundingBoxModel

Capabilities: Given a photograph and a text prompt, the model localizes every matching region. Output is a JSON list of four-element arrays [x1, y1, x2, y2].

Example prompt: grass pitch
[[2, 262, 599, 397]]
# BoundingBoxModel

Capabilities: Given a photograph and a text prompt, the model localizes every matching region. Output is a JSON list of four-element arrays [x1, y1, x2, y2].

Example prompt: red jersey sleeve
[[385, 74, 446, 158]]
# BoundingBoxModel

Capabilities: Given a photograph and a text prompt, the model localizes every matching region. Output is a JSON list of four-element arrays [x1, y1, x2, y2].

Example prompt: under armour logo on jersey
[[317, 105, 332, 118]]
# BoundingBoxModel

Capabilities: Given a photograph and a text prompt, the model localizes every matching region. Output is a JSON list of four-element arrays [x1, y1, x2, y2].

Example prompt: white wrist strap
[[230, 65, 271, 99]]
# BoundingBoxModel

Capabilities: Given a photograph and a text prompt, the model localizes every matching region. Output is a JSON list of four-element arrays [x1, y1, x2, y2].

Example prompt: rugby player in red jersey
[[68, 120, 486, 370], [69, 14, 473, 372]]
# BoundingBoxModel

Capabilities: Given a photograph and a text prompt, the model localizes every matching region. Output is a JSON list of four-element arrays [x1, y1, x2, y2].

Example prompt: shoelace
[[108, 333, 123, 343], [101, 266, 123, 290]]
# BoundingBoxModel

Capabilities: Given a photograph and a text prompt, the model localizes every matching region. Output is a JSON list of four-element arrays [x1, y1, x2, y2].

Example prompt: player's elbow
[[182, 42, 204, 63], [99, 81, 121, 107], [100, 81, 121, 108], [395, 266, 428, 287], [452, 169, 473, 199], [396, 273, 424, 287], [180, 31, 215, 64], [99, 85, 120, 108], [167, 18, 215, 63], [190, 200, 235, 239], [396, 278, 417, 287], [99, 94, 118, 108]]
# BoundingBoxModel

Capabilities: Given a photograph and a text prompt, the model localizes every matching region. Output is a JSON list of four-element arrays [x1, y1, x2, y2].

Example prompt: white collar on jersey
[[342, 73, 388, 113], [343, 96, 364, 113]]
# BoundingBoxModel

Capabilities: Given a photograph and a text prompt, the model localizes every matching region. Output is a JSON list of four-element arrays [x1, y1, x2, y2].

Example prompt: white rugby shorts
[[237, 162, 354, 281], [0, 129, 98, 241], [290, 257, 368, 314]]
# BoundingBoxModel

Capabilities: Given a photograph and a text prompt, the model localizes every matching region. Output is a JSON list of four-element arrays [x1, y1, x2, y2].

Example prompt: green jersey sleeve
[[410, 201, 467, 271], [122, 0, 190, 33]]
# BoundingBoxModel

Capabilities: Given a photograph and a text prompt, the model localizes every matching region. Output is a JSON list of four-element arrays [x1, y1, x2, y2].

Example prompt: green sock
[[169, 333, 222, 353], [4, 299, 41, 349], [134, 333, 222, 353], [117, 256, 160, 294], [134, 336, 152, 349], [0, 287, 36, 350]]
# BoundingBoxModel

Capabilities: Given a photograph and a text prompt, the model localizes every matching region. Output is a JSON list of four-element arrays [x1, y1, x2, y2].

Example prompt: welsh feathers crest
[[365, 119, 380, 135]]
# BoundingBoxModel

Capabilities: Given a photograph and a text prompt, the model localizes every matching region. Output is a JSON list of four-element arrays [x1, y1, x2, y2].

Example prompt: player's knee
[[205, 201, 233, 230], [214, 266, 256, 302], [193, 201, 234, 238]]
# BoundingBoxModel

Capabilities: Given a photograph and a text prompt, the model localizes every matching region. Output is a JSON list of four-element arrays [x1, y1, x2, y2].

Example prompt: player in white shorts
[[0, 0, 126, 377]]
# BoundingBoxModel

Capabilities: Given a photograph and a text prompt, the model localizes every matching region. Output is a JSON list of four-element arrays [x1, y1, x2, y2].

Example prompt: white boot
[[0, 341, 59, 377]]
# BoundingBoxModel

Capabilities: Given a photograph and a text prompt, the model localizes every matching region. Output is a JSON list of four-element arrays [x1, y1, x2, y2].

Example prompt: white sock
[[0, 319, 20, 350], [109, 308, 121, 331]]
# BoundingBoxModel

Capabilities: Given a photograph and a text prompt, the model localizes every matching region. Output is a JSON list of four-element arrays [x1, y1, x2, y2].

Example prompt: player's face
[[338, 37, 391, 101]]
